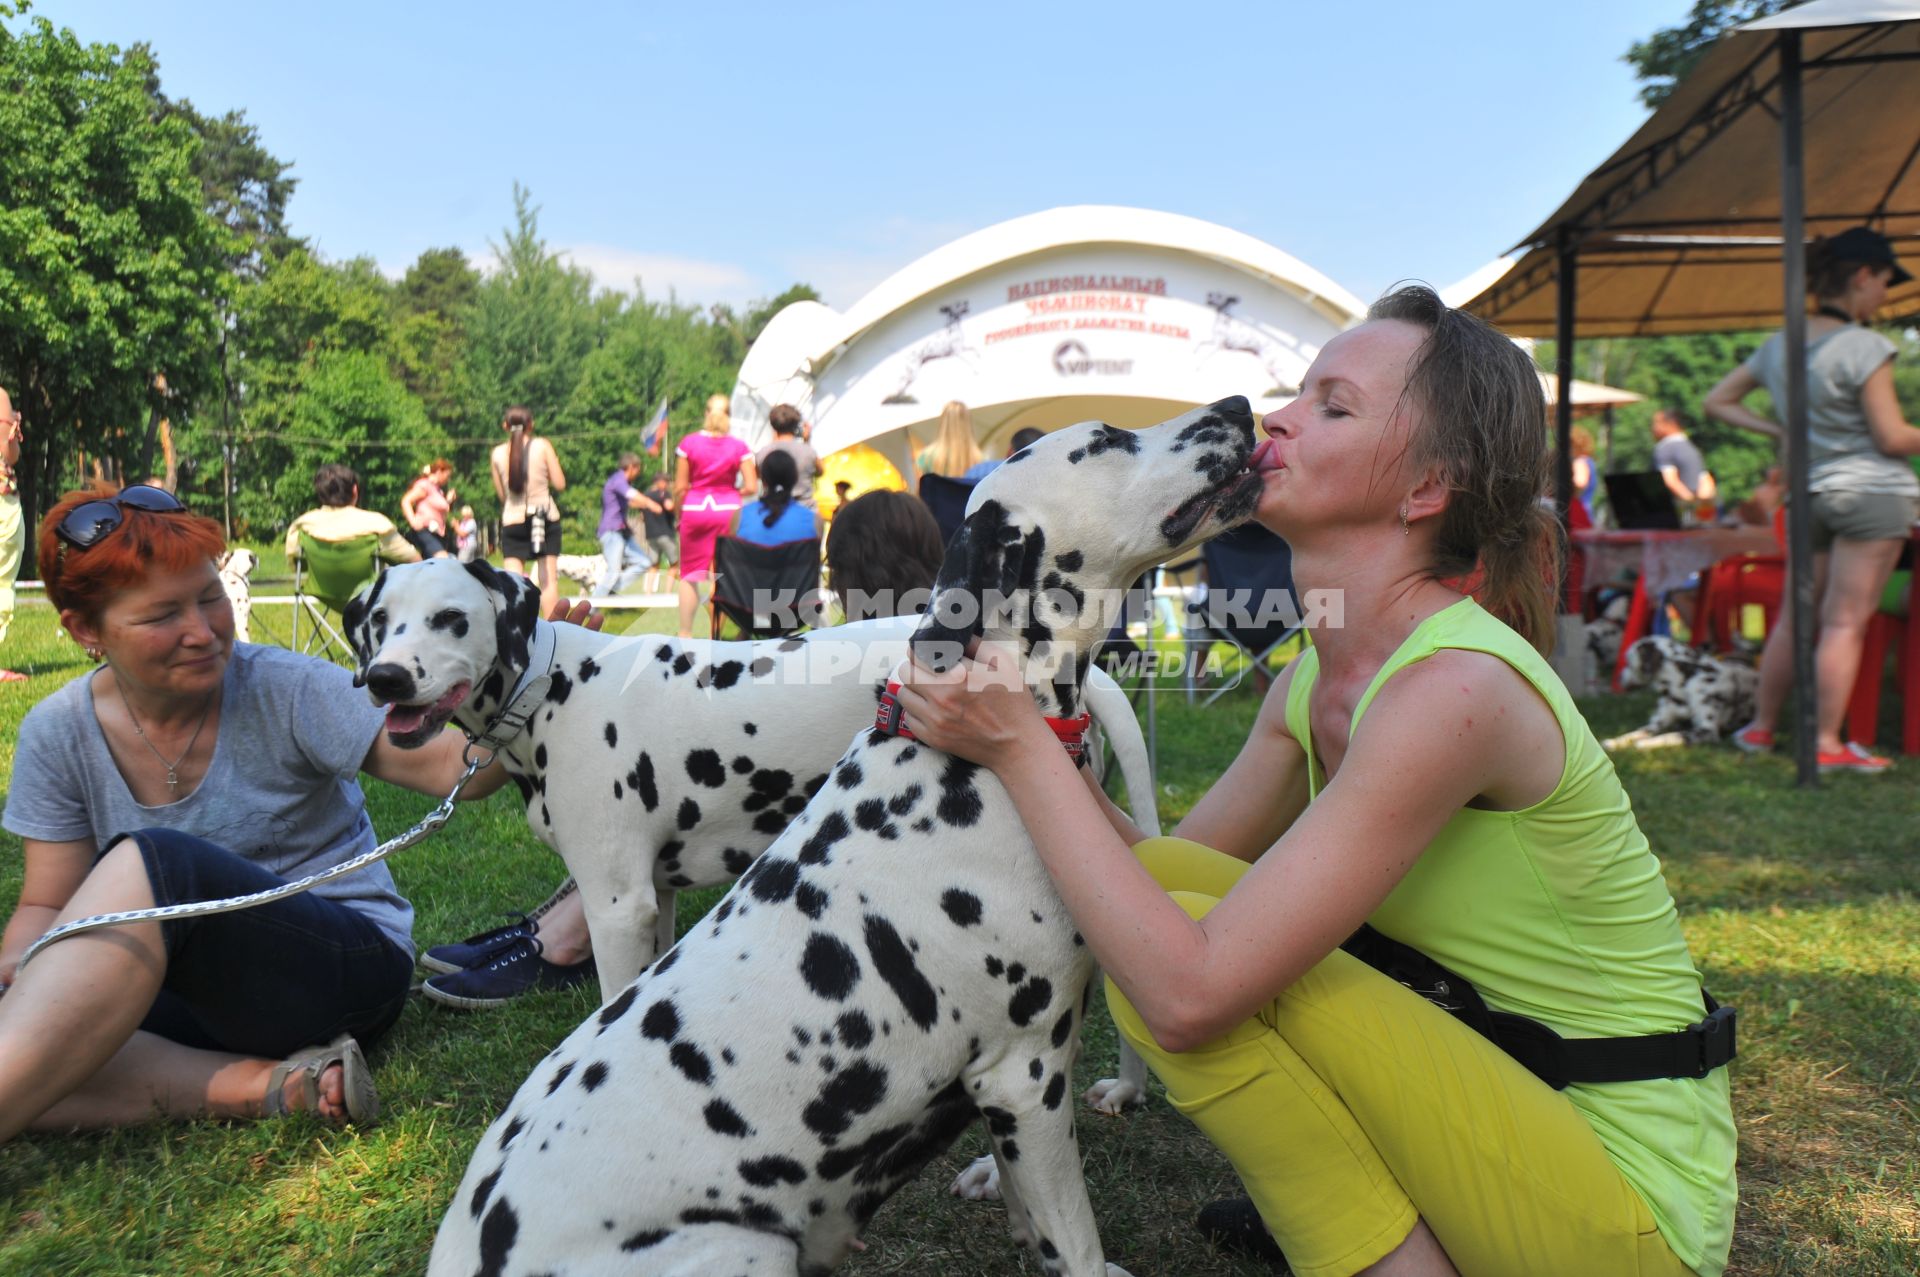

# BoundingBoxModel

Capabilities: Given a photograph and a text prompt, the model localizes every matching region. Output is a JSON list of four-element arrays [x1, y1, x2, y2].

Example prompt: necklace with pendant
[[117, 682, 216, 797]]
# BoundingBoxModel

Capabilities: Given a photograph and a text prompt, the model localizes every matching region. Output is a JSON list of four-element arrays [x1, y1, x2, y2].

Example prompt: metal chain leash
[[14, 743, 494, 977]]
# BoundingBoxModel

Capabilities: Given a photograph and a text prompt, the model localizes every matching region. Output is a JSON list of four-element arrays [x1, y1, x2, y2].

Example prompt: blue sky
[[34, 0, 1688, 311]]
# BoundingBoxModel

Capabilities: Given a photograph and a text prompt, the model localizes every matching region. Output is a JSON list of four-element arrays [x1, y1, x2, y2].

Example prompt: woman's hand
[[546, 598, 607, 632], [893, 641, 1052, 771]]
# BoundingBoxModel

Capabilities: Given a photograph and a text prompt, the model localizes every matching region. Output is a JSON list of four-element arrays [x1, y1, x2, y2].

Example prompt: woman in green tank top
[[899, 285, 1736, 1276]]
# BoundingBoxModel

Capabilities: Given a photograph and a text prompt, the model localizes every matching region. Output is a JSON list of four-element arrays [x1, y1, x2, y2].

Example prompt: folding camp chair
[[1172, 522, 1304, 705], [709, 535, 823, 640], [917, 473, 976, 550], [292, 531, 382, 662]]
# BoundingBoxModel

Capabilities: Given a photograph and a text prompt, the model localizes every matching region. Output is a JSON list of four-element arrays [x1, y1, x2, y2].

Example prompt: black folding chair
[[918, 473, 976, 549], [709, 535, 823, 640], [1171, 522, 1303, 705]]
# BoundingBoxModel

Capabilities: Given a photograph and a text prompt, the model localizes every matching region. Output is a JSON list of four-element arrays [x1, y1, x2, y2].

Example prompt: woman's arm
[[897, 645, 1540, 1051], [737, 455, 759, 499], [1171, 661, 1310, 861], [542, 439, 566, 492], [490, 448, 507, 502], [361, 728, 512, 802], [400, 481, 424, 529], [1859, 361, 1920, 457], [1702, 365, 1783, 440], [0, 839, 94, 985], [671, 457, 691, 509]]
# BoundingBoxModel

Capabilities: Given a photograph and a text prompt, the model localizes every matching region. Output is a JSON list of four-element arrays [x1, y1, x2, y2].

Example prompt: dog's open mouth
[[1162, 456, 1264, 545], [382, 681, 471, 748]]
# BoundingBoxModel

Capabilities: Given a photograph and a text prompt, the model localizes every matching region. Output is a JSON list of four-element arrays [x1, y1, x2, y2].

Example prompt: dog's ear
[[485, 563, 541, 674], [910, 499, 1042, 672], [342, 569, 386, 689]]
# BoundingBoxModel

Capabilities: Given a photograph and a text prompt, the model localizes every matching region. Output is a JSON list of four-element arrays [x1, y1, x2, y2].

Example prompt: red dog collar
[[875, 680, 1093, 764]]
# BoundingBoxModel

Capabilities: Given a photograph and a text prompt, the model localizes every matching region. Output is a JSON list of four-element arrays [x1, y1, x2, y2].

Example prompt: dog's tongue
[[385, 703, 430, 734]]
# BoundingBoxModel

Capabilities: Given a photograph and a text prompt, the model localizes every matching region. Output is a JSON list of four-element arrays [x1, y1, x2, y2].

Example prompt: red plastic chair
[[1844, 565, 1919, 755], [1693, 554, 1785, 653]]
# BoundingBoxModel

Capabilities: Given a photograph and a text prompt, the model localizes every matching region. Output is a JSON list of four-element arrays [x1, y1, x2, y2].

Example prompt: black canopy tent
[[1465, 0, 1920, 785]]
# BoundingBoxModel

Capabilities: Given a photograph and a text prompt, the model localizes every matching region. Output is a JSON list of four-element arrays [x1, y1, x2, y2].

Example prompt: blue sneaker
[[419, 914, 535, 975], [421, 935, 597, 1010]]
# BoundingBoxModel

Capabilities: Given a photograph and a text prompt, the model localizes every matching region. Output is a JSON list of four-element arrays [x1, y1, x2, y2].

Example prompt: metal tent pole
[[1778, 31, 1818, 788], [1554, 229, 1578, 533]]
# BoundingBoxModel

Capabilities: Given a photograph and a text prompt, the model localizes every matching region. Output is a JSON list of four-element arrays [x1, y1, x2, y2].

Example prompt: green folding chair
[[293, 531, 381, 662]]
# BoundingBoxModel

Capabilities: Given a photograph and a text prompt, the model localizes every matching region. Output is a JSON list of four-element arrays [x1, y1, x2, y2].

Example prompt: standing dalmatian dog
[[346, 560, 1155, 1021], [427, 398, 1263, 1277], [1603, 635, 1759, 750], [216, 548, 257, 645]]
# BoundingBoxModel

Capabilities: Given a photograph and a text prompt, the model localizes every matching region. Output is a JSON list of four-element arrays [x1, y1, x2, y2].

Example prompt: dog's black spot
[[801, 931, 861, 1001], [685, 748, 726, 788], [533, 743, 547, 770], [797, 810, 851, 865], [510, 772, 534, 804], [912, 817, 934, 833], [480, 669, 506, 706], [470, 1165, 503, 1219], [498, 1115, 525, 1150], [1040, 1238, 1059, 1259], [894, 745, 920, 764], [671, 652, 696, 675], [703, 1099, 752, 1137], [475, 1196, 519, 1277], [581, 1060, 609, 1092], [613, 779, 623, 800], [749, 656, 775, 677], [620, 1228, 671, 1252], [782, 794, 808, 815], [723, 847, 755, 875], [795, 882, 828, 919], [777, 637, 806, 651], [864, 914, 939, 1031], [679, 1206, 742, 1226], [941, 889, 983, 927], [754, 810, 788, 835], [982, 1105, 1019, 1138], [803, 1059, 889, 1141], [1050, 1008, 1075, 1048], [835, 1010, 874, 1050], [677, 796, 701, 831], [652, 945, 680, 975], [642, 1000, 680, 1042], [1006, 963, 1026, 985], [853, 798, 898, 839], [667, 873, 692, 888], [604, 722, 618, 748], [547, 670, 573, 705], [655, 643, 674, 663], [670, 1041, 714, 1086], [803, 772, 830, 796], [835, 761, 863, 790], [936, 757, 984, 827], [1043, 1072, 1067, 1110], [597, 986, 638, 1031], [732, 755, 755, 775], [736, 1154, 810, 1190], [578, 656, 600, 683], [699, 660, 745, 690], [539, 801, 550, 827], [985, 956, 1005, 977], [744, 722, 759, 735], [750, 857, 800, 904], [1029, 1058, 1045, 1080], [1054, 550, 1084, 572], [887, 785, 923, 816], [545, 1061, 575, 1095], [627, 751, 658, 811]]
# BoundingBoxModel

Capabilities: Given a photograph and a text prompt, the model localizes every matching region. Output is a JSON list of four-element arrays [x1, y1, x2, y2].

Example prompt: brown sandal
[[263, 1032, 379, 1126]]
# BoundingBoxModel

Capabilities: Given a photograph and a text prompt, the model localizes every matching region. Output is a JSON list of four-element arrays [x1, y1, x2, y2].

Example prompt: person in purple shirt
[[597, 453, 653, 597]]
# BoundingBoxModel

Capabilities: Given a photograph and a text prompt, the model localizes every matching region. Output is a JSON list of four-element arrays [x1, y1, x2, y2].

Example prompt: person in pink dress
[[672, 394, 758, 637]]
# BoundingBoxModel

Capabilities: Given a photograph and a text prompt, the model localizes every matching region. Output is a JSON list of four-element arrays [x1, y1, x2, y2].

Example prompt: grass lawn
[[0, 571, 1915, 1276]]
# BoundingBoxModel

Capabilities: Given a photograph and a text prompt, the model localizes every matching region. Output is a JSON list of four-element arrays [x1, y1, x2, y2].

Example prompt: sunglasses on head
[[55, 485, 186, 553]]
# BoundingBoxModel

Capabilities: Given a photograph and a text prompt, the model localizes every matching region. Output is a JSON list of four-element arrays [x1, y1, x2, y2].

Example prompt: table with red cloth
[[1571, 526, 1781, 689]]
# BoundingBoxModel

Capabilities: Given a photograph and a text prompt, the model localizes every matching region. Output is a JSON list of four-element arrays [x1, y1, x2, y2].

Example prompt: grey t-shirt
[[1653, 434, 1707, 497], [755, 437, 821, 510], [1746, 326, 1917, 496], [3, 644, 412, 955]]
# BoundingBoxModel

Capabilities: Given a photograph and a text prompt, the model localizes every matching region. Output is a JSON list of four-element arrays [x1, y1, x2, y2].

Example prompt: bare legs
[[1746, 537, 1904, 752], [502, 553, 562, 618], [676, 576, 711, 639], [0, 839, 343, 1143]]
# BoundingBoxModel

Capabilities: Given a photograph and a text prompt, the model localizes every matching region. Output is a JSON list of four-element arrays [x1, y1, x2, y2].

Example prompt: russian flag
[[641, 397, 670, 454]]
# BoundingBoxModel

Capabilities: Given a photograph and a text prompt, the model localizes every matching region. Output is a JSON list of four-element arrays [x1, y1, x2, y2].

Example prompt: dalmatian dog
[[554, 552, 611, 596], [217, 548, 257, 644], [427, 397, 1262, 1277], [1603, 635, 1759, 750], [1584, 592, 1629, 686]]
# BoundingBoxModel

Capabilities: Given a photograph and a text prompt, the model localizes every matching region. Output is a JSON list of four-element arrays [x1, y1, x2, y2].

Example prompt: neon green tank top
[[1286, 598, 1736, 1276]]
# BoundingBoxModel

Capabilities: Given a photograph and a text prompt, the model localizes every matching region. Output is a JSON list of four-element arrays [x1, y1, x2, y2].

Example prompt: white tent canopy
[[730, 206, 1367, 475]]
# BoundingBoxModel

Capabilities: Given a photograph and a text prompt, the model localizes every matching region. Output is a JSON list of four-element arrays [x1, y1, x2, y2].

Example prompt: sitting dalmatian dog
[[217, 547, 258, 645], [1603, 635, 1759, 750], [426, 398, 1263, 1277]]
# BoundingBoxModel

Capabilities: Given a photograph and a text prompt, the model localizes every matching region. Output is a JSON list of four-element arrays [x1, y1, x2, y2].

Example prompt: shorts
[[501, 515, 563, 560], [116, 828, 414, 1058], [1807, 490, 1920, 551], [648, 534, 679, 567], [406, 527, 449, 558]]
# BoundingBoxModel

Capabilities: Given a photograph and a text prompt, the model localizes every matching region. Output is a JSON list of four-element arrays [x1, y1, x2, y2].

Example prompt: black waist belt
[[1340, 924, 1736, 1091]]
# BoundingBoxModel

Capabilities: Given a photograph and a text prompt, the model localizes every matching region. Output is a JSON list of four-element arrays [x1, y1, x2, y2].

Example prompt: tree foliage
[[1622, 0, 1798, 108]]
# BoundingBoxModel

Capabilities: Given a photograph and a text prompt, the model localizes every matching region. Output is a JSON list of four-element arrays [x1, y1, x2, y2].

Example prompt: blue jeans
[[116, 828, 414, 1058], [598, 529, 651, 595]]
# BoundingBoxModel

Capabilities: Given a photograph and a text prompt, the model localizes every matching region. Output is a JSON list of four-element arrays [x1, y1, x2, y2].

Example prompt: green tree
[[392, 247, 479, 437], [1623, 0, 1798, 108], [0, 16, 234, 563]]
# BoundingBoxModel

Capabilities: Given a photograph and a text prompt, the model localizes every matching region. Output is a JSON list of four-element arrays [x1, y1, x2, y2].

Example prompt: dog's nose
[[363, 663, 416, 704]]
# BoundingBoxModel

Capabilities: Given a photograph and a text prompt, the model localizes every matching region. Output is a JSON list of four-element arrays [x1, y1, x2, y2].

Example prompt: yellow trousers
[[1107, 838, 1694, 1277]]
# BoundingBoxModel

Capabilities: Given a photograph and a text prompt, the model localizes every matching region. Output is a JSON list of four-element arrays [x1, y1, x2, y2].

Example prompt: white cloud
[[557, 244, 763, 308]]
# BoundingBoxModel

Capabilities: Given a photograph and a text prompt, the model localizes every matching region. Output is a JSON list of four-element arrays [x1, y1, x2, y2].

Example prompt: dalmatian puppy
[[1603, 635, 1759, 750], [427, 398, 1262, 1277], [217, 548, 257, 644]]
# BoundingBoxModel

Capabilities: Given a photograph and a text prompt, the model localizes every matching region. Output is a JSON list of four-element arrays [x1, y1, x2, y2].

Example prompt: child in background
[[455, 505, 480, 563]]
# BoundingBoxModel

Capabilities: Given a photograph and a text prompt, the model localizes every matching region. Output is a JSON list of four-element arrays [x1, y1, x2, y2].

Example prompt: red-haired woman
[[0, 483, 514, 1142]]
